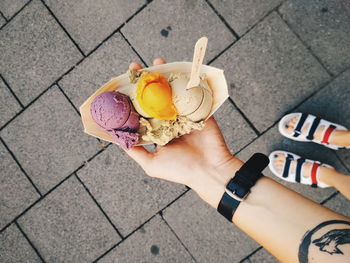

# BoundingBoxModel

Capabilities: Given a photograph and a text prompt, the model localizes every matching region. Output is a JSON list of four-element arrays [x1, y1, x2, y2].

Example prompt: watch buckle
[[225, 189, 250, 202]]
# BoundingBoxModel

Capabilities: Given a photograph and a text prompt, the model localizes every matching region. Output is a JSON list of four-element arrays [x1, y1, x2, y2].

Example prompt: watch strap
[[217, 153, 269, 221]]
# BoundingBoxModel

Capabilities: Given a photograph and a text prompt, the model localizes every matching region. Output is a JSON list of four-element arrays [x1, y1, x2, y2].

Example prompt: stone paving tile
[[59, 33, 141, 108], [44, 0, 145, 54], [77, 145, 186, 236], [18, 176, 120, 263], [163, 190, 259, 263], [0, 0, 82, 105], [214, 100, 257, 154], [296, 68, 350, 171], [0, 77, 21, 127], [279, 0, 350, 75], [236, 122, 348, 203], [249, 248, 278, 263], [99, 215, 195, 263], [0, 223, 41, 263], [1, 86, 100, 193], [212, 12, 330, 133], [122, 0, 236, 65], [0, 0, 29, 19], [0, 141, 39, 230], [323, 193, 350, 218], [209, 0, 282, 35]]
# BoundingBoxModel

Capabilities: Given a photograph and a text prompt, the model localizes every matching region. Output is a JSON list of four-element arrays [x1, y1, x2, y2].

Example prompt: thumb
[[124, 146, 153, 168]]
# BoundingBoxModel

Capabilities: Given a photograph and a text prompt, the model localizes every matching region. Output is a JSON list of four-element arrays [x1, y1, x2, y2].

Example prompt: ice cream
[[90, 91, 140, 149], [171, 73, 213, 122], [140, 117, 205, 145], [135, 73, 177, 120]]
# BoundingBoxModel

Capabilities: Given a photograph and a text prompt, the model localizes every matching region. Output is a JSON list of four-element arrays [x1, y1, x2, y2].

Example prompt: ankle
[[330, 130, 350, 147], [319, 167, 347, 187]]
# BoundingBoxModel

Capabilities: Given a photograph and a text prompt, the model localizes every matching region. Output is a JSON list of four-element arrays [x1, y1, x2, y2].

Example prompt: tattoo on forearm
[[298, 220, 350, 263]]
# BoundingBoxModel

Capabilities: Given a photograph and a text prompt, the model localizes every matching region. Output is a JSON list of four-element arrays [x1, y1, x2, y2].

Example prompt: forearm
[[196, 157, 350, 263], [234, 177, 349, 262]]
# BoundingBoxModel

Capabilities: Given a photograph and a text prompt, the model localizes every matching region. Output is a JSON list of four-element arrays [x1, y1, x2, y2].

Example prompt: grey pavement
[[0, 0, 349, 262]]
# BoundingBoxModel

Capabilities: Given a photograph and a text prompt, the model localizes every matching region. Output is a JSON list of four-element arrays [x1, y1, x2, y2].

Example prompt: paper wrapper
[[79, 62, 228, 145]]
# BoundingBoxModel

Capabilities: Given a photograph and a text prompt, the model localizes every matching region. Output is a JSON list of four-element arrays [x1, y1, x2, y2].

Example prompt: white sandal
[[268, 151, 333, 188], [278, 113, 350, 150]]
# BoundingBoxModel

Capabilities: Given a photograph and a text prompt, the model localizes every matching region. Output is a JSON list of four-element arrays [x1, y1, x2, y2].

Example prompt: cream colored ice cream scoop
[[171, 73, 213, 122]]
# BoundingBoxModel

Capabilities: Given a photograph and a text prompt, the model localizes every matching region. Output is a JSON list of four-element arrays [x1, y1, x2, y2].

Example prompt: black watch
[[217, 153, 269, 221]]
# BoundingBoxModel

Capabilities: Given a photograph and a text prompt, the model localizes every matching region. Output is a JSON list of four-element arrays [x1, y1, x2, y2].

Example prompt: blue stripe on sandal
[[306, 117, 321, 140], [293, 113, 308, 137], [295, 158, 305, 183], [282, 154, 294, 178]]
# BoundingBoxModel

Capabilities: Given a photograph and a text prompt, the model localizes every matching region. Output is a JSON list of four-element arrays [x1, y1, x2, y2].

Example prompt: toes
[[283, 116, 299, 134], [272, 153, 286, 173]]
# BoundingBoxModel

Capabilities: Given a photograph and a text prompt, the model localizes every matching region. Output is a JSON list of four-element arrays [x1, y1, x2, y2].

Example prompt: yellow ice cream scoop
[[136, 73, 177, 120]]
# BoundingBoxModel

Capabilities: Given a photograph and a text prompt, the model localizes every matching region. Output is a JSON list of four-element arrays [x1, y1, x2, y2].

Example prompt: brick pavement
[[0, 0, 349, 262]]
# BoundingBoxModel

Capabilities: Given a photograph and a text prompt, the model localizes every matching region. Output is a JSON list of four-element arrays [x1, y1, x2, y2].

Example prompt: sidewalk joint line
[[0, 0, 33, 30], [0, 137, 43, 197], [207, 41, 235, 65], [15, 221, 46, 263], [0, 84, 55, 131], [84, 0, 153, 58], [56, 83, 80, 116], [320, 191, 339, 205], [92, 188, 190, 262], [240, 246, 263, 262], [276, 10, 334, 78], [0, 74, 24, 108], [1, 0, 153, 132], [334, 152, 350, 174], [205, 0, 240, 39], [161, 214, 199, 263], [229, 97, 261, 136], [92, 213, 158, 263], [0, 9, 8, 22], [39, 0, 86, 57], [119, 31, 148, 67], [234, 65, 349, 156], [0, 144, 111, 234], [74, 173, 124, 239], [205, 0, 287, 66]]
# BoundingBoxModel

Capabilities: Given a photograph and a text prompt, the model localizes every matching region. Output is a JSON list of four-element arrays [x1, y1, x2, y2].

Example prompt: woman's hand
[[125, 58, 243, 208]]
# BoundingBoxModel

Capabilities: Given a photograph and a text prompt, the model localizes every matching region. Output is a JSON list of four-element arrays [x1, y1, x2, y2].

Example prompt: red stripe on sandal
[[321, 125, 336, 144], [311, 162, 320, 188]]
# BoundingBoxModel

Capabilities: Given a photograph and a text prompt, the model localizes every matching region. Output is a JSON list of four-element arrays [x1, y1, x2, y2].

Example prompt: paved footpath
[[1, 0, 349, 262]]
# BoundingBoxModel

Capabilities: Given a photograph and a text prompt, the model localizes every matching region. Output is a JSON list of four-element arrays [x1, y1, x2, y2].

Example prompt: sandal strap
[[310, 162, 321, 188], [293, 113, 308, 137], [295, 158, 305, 183], [321, 124, 336, 144], [306, 117, 321, 140], [282, 154, 294, 178]]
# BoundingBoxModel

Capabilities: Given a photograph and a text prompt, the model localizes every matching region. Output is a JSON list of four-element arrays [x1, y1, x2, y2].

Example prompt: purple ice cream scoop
[[90, 91, 140, 149]]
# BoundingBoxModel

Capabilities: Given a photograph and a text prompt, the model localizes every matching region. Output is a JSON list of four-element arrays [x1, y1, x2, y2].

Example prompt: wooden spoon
[[186, 37, 208, 90]]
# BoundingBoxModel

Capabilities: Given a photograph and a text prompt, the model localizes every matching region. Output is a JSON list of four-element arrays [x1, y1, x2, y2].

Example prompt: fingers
[[129, 58, 166, 70], [124, 146, 153, 168], [129, 62, 143, 70], [153, 58, 167, 65]]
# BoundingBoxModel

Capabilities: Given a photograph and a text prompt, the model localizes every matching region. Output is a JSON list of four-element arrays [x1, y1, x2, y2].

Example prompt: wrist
[[191, 155, 244, 208]]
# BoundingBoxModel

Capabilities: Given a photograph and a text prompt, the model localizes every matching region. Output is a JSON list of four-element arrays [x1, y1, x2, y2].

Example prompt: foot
[[271, 153, 334, 187], [283, 115, 350, 147], [283, 115, 325, 141]]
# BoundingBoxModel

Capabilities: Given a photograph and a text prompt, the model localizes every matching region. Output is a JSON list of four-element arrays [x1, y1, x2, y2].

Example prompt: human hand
[[125, 58, 243, 208]]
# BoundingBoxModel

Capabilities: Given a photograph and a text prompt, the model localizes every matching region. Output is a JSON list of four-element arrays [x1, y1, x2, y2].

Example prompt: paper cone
[[79, 62, 228, 145]]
